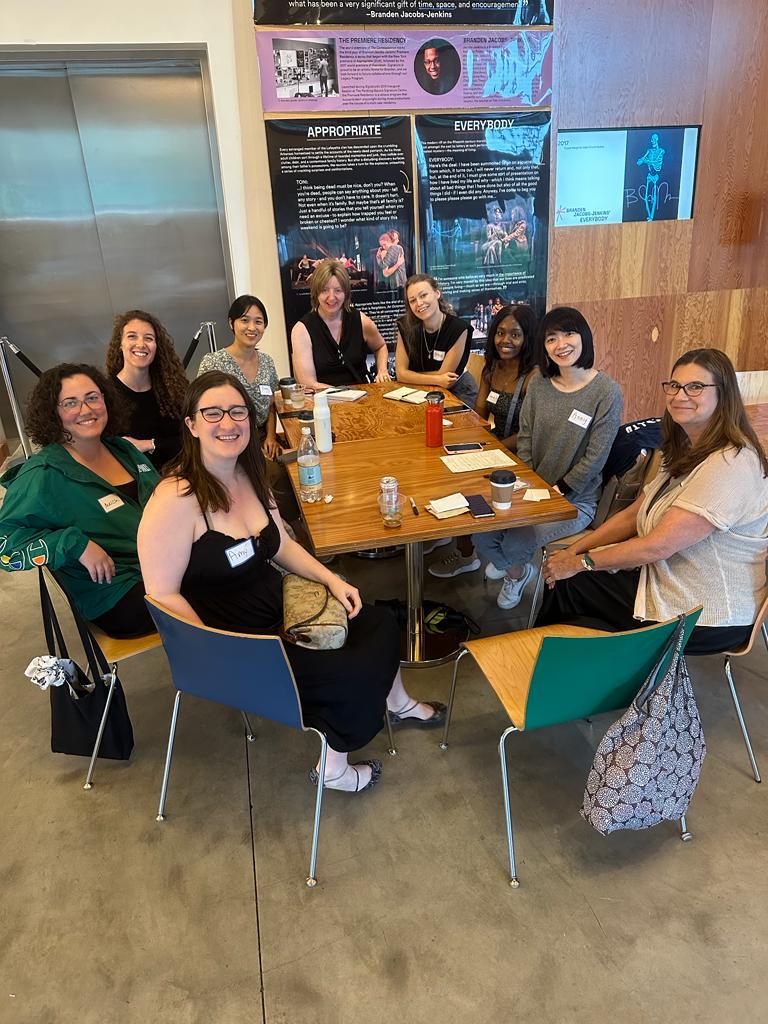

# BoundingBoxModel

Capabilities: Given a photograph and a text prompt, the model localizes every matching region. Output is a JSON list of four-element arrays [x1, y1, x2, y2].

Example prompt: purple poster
[[255, 29, 552, 113]]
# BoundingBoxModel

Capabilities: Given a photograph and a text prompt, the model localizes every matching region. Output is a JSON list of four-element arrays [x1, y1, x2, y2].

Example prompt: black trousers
[[91, 582, 155, 639], [535, 567, 752, 656]]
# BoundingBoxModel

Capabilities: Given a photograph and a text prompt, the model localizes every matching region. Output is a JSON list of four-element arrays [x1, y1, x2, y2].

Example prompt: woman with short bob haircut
[[138, 371, 444, 793], [473, 305, 623, 609], [539, 348, 768, 654], [0, 363, 160, 637], [106, 308, 187, 469], [291, 259, 390, 391]]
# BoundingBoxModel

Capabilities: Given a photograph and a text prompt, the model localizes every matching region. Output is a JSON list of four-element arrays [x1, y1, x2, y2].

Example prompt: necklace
[[422, 313, 445, 357]]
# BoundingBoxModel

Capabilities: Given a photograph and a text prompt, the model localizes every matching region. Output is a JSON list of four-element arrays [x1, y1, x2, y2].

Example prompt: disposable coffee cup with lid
[[279, 376, 297, 402], [489, 469, 517, 510]]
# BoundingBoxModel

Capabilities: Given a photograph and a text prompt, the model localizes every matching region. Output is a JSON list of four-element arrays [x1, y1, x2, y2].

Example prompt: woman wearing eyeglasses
[[539, 348, 768, 653], [138, 371, 444, 793], [0, 363, 160, 637]]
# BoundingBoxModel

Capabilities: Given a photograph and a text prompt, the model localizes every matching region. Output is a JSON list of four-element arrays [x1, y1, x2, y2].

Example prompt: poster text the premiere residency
[[265, 117, 415, 344], [254, 1, 554, 27], [416, 112, 550, 335]]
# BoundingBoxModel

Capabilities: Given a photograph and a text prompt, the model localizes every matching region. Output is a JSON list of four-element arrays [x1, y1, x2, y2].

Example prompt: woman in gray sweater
[[473, 306, 623, 609]]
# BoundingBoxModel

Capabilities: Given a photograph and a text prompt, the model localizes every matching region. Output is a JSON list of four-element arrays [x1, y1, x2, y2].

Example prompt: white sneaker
[[422, 537, 452, 556], [429, 550, 481, 579], [496, 563, 535, 609], [485, 562, 507, 581]]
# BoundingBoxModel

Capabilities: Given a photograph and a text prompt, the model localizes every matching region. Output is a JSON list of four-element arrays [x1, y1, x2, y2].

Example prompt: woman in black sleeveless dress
[[138, 370, 444, 793], [291, 259, 391, 390]]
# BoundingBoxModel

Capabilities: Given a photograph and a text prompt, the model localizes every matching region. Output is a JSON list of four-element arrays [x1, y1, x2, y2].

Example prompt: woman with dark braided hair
[[105, 309, 187, 469]]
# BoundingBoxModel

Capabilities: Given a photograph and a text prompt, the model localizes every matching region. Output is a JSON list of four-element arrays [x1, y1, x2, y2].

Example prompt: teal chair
[[441, 609, 702, 887], [145, 598, 397, 888]]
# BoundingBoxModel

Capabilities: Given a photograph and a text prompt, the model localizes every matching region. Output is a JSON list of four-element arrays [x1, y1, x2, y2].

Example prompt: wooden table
[[276, 382, 488, 448], [285, 418, 577, 666]]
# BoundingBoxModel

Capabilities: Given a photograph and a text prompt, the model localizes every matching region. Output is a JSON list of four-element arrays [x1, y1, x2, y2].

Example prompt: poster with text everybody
[[416, 111, 550, 335], [256, 28, 552, 113], [265, 116, 415, 344], [254, 0, 554, 27]]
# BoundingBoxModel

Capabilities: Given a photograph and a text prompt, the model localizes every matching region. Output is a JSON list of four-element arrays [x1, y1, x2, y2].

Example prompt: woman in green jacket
[[0, 363, 160, 637]]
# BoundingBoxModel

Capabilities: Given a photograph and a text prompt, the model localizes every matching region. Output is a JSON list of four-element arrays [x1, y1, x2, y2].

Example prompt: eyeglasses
[[196, 405, 249, 423], [661, 381, 718, 397], [58, 392, 105, 412]]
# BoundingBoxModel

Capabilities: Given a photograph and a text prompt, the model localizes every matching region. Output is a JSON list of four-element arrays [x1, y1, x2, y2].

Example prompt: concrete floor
[[1, 552, 767, 1024]]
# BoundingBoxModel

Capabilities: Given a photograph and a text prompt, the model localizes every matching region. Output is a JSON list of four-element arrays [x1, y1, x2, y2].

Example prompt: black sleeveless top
[[300, 308, 367, 386], [395, 313, 472, 375], [180, 509, 284, 634]]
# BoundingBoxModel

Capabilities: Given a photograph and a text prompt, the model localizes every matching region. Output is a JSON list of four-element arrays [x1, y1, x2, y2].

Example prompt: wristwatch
[[580, 552, 596, 572]]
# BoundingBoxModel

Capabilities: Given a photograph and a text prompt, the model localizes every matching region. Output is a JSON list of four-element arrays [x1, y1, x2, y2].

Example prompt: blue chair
[[145, 597, 396, 887]]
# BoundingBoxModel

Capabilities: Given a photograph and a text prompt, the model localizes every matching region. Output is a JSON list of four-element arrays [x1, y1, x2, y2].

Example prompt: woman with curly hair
[[0, 363, 160, 637], [105, 309, 187, 469]]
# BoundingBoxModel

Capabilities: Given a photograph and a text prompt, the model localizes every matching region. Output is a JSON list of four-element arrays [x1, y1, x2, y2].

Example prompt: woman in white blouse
[[539, 348, 768, 654]]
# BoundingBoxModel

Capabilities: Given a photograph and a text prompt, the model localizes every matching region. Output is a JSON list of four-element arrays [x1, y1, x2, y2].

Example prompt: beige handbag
[[281, 574, 348, 650]]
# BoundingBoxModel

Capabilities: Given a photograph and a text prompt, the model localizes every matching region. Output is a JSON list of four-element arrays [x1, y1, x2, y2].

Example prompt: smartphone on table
[[444, 442, 485, 454], [466, 494, 496, 519]]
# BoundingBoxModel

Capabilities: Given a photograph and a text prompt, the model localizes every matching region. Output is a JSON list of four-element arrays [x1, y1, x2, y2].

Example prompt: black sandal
[[308, 758, 382, 792], [387, 700, 447, 728]]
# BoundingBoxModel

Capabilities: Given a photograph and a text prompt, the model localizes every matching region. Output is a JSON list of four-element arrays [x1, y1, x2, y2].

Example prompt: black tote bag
[[39, 571, 134, 760]]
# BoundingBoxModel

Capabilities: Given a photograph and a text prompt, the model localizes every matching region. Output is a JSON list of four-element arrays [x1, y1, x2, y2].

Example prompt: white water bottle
[[297, 427, 323, 502], [313, 391, 333, 453]]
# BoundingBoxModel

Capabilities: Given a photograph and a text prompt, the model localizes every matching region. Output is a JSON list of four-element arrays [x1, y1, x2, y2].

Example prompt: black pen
[[409, 497, 419, 516]]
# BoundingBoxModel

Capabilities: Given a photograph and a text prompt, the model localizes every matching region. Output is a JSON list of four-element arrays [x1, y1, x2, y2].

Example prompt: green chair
[[440, 609, 702, 887]]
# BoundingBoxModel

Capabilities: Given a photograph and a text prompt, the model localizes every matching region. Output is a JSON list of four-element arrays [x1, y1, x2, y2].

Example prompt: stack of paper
[[425, 492, 469, 520], [383, 387, 429, 404], [523, 488, 550, 502], [440, 450, 517, 473], [325, 389, 367, 402]]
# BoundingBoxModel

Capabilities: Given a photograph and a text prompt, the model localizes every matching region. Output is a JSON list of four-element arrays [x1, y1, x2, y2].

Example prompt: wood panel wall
[[549, 0, 768, 418]]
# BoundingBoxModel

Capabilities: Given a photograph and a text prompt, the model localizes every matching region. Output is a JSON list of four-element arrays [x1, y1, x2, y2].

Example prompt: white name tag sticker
[[487, 390, 500, 405], [259, 384, 273, 396], [137, 463, 153, 473], [225, 538, 255, 569], [98, 494, 125, 513], [568, 409, 593, 429], [433, 349, 446, 362]]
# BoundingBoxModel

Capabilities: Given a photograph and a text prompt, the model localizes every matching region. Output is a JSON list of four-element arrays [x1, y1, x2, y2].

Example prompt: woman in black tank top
[[138, 371, 445, 794]]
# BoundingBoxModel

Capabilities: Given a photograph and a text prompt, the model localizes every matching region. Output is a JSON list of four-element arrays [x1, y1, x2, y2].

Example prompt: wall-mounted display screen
[[555, 125, 700, 227]]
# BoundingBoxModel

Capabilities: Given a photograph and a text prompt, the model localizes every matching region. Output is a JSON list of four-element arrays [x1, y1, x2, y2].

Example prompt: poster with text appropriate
[[254, 1, 554, 27], [555, 126, 700, 227], [416, 111, 550, 337], [256, 28, 552, 113], [265, 116, 415, 345]]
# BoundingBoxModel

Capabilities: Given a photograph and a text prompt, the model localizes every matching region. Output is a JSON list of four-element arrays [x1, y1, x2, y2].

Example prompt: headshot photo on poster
[[415, 39, 461, 96]]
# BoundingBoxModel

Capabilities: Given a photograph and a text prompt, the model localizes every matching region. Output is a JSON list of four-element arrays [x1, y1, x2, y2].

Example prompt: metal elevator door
[[0, 59, 231, 436]]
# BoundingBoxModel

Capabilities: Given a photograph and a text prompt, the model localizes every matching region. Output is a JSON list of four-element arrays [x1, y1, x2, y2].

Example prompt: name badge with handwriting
[[98, 494, 125, 513], [259, 384, 273, 396], [487, 390, 500, 405], [568, 409, 593, 429], [433, 349, 446, 362], [225, 538, 255, 569]]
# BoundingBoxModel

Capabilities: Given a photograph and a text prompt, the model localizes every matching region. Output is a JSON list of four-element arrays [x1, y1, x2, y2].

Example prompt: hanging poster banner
[[555, 126, 700, 226], [416, 111, 550, 337], [256, 28, 552, 113], [254, 1, 554, 27], [265, 116, 415, 344]]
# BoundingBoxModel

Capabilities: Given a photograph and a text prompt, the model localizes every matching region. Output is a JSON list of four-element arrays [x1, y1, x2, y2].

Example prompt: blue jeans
[[472, 500, 595, 571]]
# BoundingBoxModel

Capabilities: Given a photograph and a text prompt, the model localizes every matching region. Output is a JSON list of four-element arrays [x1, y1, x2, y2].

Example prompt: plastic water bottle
[[313, 391, 333, 453], [297, 427, 323, 502]]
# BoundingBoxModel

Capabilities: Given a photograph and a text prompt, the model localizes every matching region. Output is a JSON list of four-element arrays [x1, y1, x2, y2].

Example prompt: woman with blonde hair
[[291, 259, 391, 391]]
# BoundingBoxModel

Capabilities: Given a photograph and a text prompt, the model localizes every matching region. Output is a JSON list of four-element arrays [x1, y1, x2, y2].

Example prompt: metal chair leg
[[724, 657, 761, 783], [306, 730, 328, 888], [762, 622, 768, 652], [83, 662, 118, 790], [499, 726, 520, 888], [241, 710, 255, 742], [679, 814, 693, 841], [385, 710, 398, 757], [440, 648, 468, 750], [156, 692, 182, 821], [526, 559, 545, 629]]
